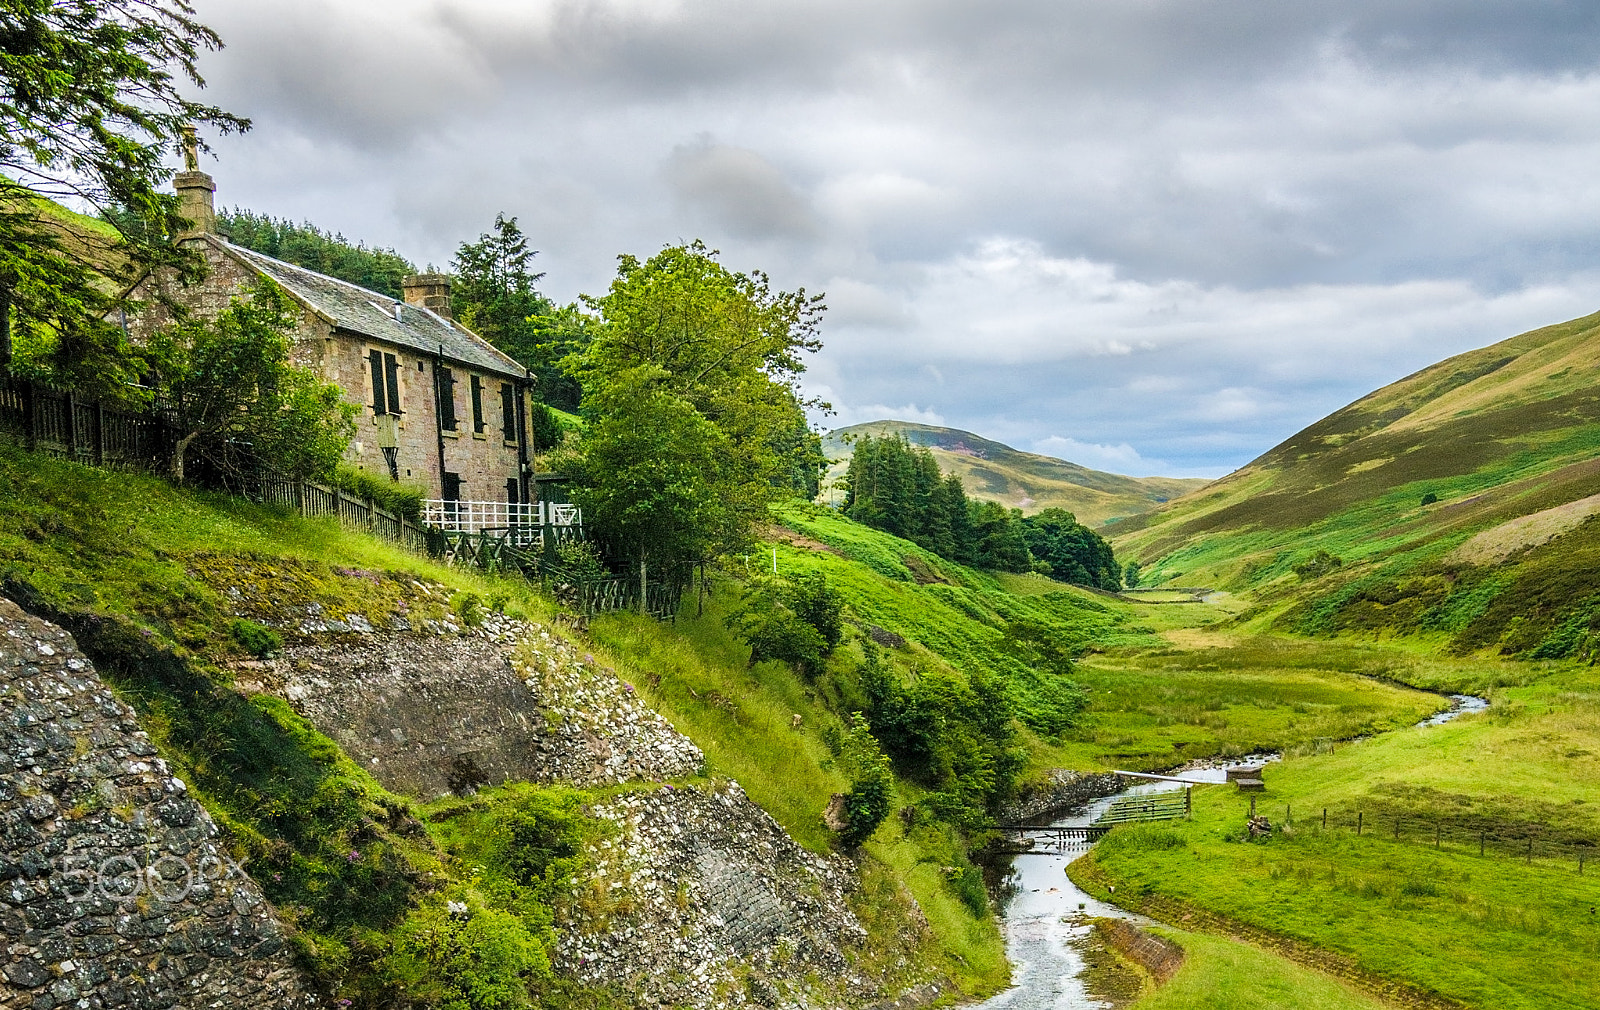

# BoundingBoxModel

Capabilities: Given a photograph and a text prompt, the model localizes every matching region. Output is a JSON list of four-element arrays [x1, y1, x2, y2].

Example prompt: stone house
[[121, 156, 536, 508]]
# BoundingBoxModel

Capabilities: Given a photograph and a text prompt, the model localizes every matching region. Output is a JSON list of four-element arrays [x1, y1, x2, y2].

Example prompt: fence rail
[[1277, 803, 1597, 874], [0, 373, 172, 471]]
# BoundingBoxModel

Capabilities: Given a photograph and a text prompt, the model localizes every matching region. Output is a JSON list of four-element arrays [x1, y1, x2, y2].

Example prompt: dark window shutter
[[368, 350, 387, 414], [471, 375, 485, 433], [501, 383, 516, 440], [384, 353, 401, 413], [439, 367, 458, 430]]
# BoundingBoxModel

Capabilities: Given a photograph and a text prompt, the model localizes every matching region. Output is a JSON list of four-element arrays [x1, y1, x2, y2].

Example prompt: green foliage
[[450, 213, 589, 411], [529, 400, 567, 453], [570, 241, 827, 518], [452, 591, 486, 628], [1419, 491, 1439, 506], [564, 366, 739, 564], [217, 208, 416, 298], [329, 464, 425, 523], [379, 900, 547, 1010], [553, 539, 608, 582], [0, 0, 245, 389], [1022, 508, 1121, 590], [728, 582, 828, 677], [1293, 550, 1344, 580], [229, 617, 281, 658], [1123, 560, 1141, 588], [843, 438, 1119, 585], [945, 864, 988, 916], [860, 642, 1023, 827], [147, 279, 356, 482], [836, 713, 895, 849]]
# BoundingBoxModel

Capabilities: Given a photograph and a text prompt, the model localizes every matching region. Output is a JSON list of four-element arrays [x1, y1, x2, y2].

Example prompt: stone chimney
[[173, 126, 215, 236], [402, 273, 452, 319]]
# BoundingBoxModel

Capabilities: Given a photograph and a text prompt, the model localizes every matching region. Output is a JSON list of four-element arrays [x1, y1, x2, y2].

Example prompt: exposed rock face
[[999, 769, 1128, 823], [0, 597, 309, 1009], [558, 781, 879, 1009], [234, 610, 702, 799]]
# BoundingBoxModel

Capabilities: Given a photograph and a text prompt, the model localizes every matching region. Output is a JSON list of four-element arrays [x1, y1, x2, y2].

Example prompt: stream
[[975, 695, 1489, 1009]]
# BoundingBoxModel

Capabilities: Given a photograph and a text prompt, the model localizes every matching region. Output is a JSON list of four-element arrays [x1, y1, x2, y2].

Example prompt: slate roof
[[221, 239, 527, 381]]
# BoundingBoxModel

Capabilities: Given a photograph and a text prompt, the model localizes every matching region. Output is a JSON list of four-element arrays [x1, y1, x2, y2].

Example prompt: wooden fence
[[0, 373, 172, 471], [256, 476, 432, 552]]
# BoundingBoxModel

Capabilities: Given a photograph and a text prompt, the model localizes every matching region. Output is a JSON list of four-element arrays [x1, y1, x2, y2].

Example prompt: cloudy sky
[[192, 0, 1600, 477]]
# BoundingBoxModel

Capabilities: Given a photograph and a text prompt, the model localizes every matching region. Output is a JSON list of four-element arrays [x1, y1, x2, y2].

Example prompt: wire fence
[[1270, 802, 1597, 875]]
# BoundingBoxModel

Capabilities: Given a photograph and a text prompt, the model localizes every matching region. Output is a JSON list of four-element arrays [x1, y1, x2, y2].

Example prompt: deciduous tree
[[147, 280, 353, 482]]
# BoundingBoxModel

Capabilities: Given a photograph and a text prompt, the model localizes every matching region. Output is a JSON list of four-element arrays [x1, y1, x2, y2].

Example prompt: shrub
[[329, 464, 426, 523], [452, 591, 485, 628], [726, 574, 846, 678], [946, 864, 988, 916], [1420, 491, 1439, 506], [834, 714, 895, 849], [230, 618, 282, 658], [1293, 550, 1344, 580], [379, 899, 548, 1010]]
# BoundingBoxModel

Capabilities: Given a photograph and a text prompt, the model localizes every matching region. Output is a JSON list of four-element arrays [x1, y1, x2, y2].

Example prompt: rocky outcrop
[[233, 610, 702, 799], [558, 781, 882, 1009], [1000, 769, 1127, 823], [0, 597, 310, 1009]]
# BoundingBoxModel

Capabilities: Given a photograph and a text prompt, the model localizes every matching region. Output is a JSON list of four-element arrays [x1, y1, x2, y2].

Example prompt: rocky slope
[[0, 597, 310, 1010]]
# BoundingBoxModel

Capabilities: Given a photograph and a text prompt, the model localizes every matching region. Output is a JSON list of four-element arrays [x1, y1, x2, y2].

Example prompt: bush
[[230, 618, 282, 658], [1420, 491, 1439, 506], [379, 899, 548, 1010], [834, 713, 894, 849], [726, 574, 846, 678], [329, 464, 426, 523], [1293, 550, 1344, 580], [728, 588, 828, 677], [946, 864, 988, 916], [452, 591, 485, 628]]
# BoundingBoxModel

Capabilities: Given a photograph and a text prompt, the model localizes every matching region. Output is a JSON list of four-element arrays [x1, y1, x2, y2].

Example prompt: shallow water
[[976, 691, 1490, 1006], [1418, 694, 1489, 726], [977, 758, 1276, 1009]]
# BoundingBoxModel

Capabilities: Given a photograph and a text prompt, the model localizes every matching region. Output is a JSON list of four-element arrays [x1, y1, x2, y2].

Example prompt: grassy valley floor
[[1062, 635, 1600, 1010]]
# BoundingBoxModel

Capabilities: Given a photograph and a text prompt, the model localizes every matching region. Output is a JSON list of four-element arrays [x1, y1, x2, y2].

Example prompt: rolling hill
[[1115, 308, 1600, 655], [822, 420, 1208, 525]]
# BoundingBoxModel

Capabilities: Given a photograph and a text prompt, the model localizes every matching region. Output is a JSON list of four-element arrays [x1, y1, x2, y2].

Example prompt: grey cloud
[[662, 140, 816, 241], [191, 0, 1600, 474]]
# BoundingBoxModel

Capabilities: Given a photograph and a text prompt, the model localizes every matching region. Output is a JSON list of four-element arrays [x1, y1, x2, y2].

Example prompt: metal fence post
[[95, 400, 105, 466]]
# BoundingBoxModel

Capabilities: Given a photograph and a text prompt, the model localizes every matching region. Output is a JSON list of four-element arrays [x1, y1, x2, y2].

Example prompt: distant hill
[[821, 421, 1208, 526], [1115, 309, 1600, 656]]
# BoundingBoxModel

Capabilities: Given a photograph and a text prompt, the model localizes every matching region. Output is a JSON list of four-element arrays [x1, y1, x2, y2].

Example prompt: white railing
[[421, 499, 583, 534]]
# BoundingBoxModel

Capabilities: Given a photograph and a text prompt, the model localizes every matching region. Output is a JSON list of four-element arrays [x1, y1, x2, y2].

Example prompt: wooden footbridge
[[995, 772, 1201, 855]]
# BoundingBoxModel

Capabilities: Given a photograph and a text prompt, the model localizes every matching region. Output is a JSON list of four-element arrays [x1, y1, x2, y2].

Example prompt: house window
[[368, 350, 402, 415], [500, 383, 516, 441], [368, 350, 386, 414], [438, 366, 458, 431], [470, 375, 486, 434], [385, 353, 401, 413]]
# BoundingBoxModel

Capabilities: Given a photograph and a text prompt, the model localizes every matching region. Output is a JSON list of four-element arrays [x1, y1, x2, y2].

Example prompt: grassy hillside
[[823, 421, 1207, 524], [1113, 310, 1600, 657], [1078, 638, 1600, 1010], [768, 503, 1442, 776]]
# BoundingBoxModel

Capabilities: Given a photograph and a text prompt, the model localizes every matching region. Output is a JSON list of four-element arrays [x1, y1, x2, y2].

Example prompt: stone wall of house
[[121, 236, 531, 502], [0, 597, 310, 1009]]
